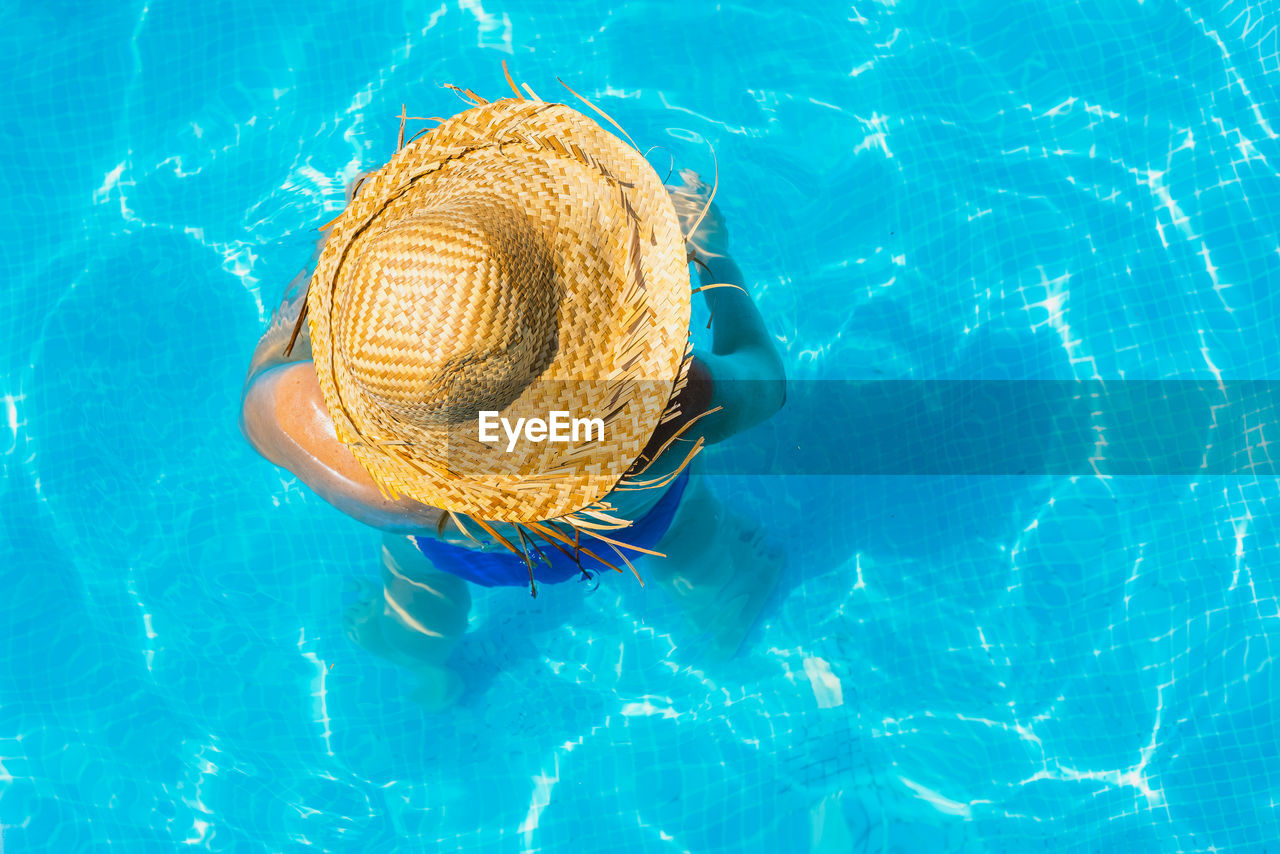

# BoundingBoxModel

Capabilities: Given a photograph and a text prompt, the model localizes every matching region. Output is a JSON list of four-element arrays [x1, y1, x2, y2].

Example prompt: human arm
[[243, 172, 370, 385], [241, 361, 446, 533], [242, 268, 314, 385], [240, 273, 445, 534], [668, 171, 786, 444]]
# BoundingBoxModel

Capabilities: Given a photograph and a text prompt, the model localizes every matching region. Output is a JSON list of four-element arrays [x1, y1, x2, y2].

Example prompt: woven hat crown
[[305, 93, 693, 524], [339, 196, 559, 427]]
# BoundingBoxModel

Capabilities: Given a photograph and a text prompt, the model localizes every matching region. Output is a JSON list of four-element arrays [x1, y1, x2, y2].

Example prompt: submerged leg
[[343, 532, 472, 709], [646, 475, 785, 658]]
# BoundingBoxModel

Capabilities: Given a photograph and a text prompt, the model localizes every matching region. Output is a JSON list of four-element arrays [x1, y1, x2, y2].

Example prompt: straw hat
[[298, 83, 694, 530]]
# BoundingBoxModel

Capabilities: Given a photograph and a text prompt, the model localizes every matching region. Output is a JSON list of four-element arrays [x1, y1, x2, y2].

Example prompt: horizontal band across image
[[426, 379, 1280, 476]]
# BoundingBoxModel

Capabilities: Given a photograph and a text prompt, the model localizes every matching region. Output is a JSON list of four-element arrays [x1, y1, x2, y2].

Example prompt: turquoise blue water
[[5, 0, 1280, 851]]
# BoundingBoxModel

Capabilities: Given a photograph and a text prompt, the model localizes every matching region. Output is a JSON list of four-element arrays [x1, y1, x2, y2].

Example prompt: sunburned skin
[[241, 361, 446, 534]]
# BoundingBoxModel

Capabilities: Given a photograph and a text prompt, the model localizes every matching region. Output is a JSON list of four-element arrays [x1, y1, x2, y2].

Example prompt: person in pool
[[240, 99, 785, 707]]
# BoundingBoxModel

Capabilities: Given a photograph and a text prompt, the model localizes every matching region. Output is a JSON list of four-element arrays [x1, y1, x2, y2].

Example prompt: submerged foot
[[342, 577, 464, 711], [407, 665, 464, 712], [343, 578, 397, 660], [707, 518, 785, 658], [666, 514, 785, 659]]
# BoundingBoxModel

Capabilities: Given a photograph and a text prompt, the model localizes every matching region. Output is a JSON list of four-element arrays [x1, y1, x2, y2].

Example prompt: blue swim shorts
[[409, 470, 691, 588]]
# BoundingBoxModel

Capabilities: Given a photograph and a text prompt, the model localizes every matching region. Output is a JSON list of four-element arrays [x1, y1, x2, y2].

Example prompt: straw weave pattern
[[306, 98, 691, 523]]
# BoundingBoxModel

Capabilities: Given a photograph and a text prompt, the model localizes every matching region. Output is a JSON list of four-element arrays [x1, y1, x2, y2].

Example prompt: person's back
[[240, 94, 784, 707]]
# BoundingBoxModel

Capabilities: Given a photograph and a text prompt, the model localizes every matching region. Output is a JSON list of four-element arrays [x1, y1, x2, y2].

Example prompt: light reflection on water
[[4, 0, 1280, 850]]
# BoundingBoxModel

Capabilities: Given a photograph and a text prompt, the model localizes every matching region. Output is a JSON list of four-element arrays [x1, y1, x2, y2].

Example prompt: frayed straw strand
[[691, 282, 747, 295], [683, 142, 718, 245], [501, 60, 524, 99], [526, 521, 624, 574], [448, 511, 481, 545], [624, 405, 722, 480], [442, 83, 487, 106], [555, 77, 640, 151], [574, 525, 666, 559], [688, 250, 713, 276], [470, 516, 530, 576], [514, 525, 541, 597], [606, 540, 644, 585], [526, 523, 591, 580], [616, 437, 704, 491], [643, 145, 675, 185], [284, 300, 309, 358]]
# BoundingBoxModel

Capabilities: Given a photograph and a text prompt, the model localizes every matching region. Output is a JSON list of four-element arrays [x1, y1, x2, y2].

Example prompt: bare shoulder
[[240, 362, 444, 533]]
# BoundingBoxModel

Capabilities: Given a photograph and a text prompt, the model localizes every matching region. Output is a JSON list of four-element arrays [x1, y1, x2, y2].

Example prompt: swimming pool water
[[5, 0, 1280, 851]]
